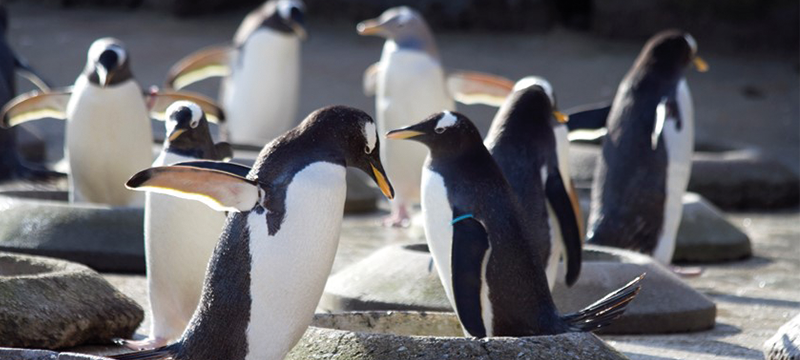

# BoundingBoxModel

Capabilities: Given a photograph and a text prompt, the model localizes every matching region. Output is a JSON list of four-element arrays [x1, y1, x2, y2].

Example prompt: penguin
[[111, 105, 394, 360], [0, 3, 57, 181], [484, 77, 583, 289], [358, 6, 514, 227], [1, 37, 224, 206], [579, 30, 708, 265], [386, 111, 642, 338], [165, 0, 306, 146], [115, 101, 232, 350]]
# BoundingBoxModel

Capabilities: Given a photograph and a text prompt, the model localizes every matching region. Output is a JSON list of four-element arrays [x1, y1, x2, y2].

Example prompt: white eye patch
[[167, 101, 203, 129], [363, 121, 377, 153], [277, 0, 304, 19], [435, 111, 458, 133], [684, 34, 698, 54], [514, 76, 555, 105], [88, 38, 126, 67]]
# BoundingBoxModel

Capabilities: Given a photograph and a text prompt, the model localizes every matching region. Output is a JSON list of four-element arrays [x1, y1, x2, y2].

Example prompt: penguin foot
[[382, 213, 411, 228], [113, 336, 169, 351], [670, 265, 704, 277]]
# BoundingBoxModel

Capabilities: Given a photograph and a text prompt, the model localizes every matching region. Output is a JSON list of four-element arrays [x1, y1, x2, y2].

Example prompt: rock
[[0, 196, 145, 273], [288, 311, 629, 360], [764, 313, 800, 360], [0, 348, 109, 360], [568, 142, 799, 209], [673, 193, 752, 263], [0, 253, 144, 349]]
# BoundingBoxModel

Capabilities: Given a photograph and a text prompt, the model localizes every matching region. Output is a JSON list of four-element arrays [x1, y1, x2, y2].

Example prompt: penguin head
[[262, 0, 307, 40], [357, 7, 437, 55], [640, 30, 708, 78], [164, 101, 213, 150], [511, 76, 569, 125], [86, 37, 131, 87], [386, 111, 483, 157]]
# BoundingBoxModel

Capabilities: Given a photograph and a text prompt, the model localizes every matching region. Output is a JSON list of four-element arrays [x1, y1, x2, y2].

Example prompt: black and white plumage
[[576, 30, 707, 265], [387, 111, 642, 338], [484, 77, 583, 289], [112, 106, 393, 360]]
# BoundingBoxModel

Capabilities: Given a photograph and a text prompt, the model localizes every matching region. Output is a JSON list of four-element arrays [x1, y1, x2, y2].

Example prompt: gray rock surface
[[0, 253, 143, 349], [764, 313, 800, 360], [322, 243, 717, 334], [0, 348, 109, 360], [673, 193, 752, 262], [569, 142, 799, 209], [0, 196, 145, 273], [288, 311, 629, 360]]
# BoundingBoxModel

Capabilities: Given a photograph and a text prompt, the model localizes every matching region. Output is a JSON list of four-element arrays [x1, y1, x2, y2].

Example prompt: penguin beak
[[97, 67, 111, 87], [553, 111, 569, 124], [168, 128, 187, 142], [370, 162, 394, 200], [357, 19, 383, 36], [386, 129, 425, 140], [693, 56, 709, 72], [291, 23, 307, 40]]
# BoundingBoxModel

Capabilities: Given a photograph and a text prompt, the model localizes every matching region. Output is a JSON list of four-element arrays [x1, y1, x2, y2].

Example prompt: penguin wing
[[165, 45, 235, 90], [362, 62, 380, 97], [1, 87, 71, 128], [126, 163, 257, 212], [450, 211, 489, 338], [14, 56, 51, 91], [565, 102, 612, 143], [147, 89, 226, 124], [544, 166, 583, 286], [446, 70, 514, 107]]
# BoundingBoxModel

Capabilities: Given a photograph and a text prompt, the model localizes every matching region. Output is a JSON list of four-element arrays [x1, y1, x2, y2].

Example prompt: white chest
[[245, 162, 347, 360], [421, 168, 456, 308]]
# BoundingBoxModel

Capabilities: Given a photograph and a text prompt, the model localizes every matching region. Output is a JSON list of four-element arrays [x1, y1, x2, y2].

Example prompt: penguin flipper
[[109, 344, 179, 360], [450, 211, 489, 338], [213, 142, 234, 161], [565, 102, 612, 143], [165, 45, 234, 90], [173, 160, 251, 178], [14, 55, 51, 91], [562, 273, 644, 332], [1, 88, 71, 128], [545, 167, 583, 286], [446, 70, 515, 107], [147, 89, 225, 124], [126, 164, 257, 212], [363, 62, 380, 96]]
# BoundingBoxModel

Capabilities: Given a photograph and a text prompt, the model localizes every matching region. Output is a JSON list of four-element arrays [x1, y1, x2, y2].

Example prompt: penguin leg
[[115, 337, 170, 351], [382, 200, 410, 228]]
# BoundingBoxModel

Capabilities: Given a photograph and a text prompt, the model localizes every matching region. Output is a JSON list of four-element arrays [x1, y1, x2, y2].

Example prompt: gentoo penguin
[[484, 77, 583, 289], [386, 111, 642, 337], [1, 37, 224, 206], [0, 3, 56, 181], [116, 101, 232, 351], [112, 106, 394, 360], [358, 6, 513, 227], [582, 30, 708, 265], [165, 0, 306, 146]]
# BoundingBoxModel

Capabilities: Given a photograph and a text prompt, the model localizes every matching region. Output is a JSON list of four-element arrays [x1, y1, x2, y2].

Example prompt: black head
[[163, 101, 214, 154], [85, 37, 132, 87], [262, 0, 306, 39], [385, 111, 484, 159], [506, 76, 569, 127], [636, 30, 708, 79]]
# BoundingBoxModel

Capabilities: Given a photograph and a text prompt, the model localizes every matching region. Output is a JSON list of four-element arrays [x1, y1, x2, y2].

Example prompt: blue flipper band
[[451, 214, 474, 225]]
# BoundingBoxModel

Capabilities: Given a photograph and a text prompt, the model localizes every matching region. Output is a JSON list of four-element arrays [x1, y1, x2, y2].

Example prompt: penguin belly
[[420, 167, 456, 307], [245, 162, 346, 360], [652, 80, 694, 264], [223, 29, 300, 146], [145, 152, 226, 342], [65, 76, 153, 206], [550, 124, 575, 286], [377, 48, 454, 203], [544, 204, 564, 290]]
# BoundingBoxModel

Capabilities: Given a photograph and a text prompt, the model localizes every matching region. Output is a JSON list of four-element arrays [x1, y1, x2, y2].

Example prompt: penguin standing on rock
[[1, 37, 223, 206], [112, 106, 394, 360], [484, 77, 583, 289], [387, 111, 642, 338], [577, 30, 708, 266], [166, 0, 306, 146], [116, 101, 232, 350], [358, 6, 514, 227]]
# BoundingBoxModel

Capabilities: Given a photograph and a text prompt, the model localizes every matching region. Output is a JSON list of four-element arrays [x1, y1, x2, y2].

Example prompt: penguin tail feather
[[561, 273, 645, 332], [108, 344, 179, 360]]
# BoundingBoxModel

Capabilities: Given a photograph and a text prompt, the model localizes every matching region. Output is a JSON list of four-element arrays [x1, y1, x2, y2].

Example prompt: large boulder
[[673, 193, 752, 262], [288, 311, 629, 360], [0, 253, 143, 349], [0, 348, 108, 360], [764, 313, 800, 360]]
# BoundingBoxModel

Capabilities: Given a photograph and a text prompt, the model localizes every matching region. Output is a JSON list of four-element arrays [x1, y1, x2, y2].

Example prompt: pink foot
[[113, 336, 169, 351], [382, 203, 411, 228], [670, 265, 704, 277]]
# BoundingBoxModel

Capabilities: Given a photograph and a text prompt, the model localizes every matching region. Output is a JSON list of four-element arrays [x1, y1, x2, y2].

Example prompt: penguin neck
[[83, 63, 134, 87], [387, 33, 439, 60], [163, 128, 217, 160]]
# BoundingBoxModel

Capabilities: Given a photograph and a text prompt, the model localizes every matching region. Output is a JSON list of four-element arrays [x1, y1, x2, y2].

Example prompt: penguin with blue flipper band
[[583, 30, 707, 265], [112, 106, 394, 360], [387, 111, 643, 337], [484, 76, 583, 289]]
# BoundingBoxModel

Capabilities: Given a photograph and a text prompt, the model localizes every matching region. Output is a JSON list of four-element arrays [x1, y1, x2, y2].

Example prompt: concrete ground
[[4, 2, 798, 360]]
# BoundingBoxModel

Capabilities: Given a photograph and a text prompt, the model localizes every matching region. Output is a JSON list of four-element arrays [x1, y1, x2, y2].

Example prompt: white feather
[[513, 76, 554, 105], [245, 162, 347, 360], [421, 167, 455, 307], [435, 111, 458, 130], [479, 247, 493, 337]]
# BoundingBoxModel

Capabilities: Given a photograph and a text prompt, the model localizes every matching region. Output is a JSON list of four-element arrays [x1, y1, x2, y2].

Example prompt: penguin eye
[[434, 127, 445, 134], [364, 146, 371, 154], [190, 119, 200, 129]]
